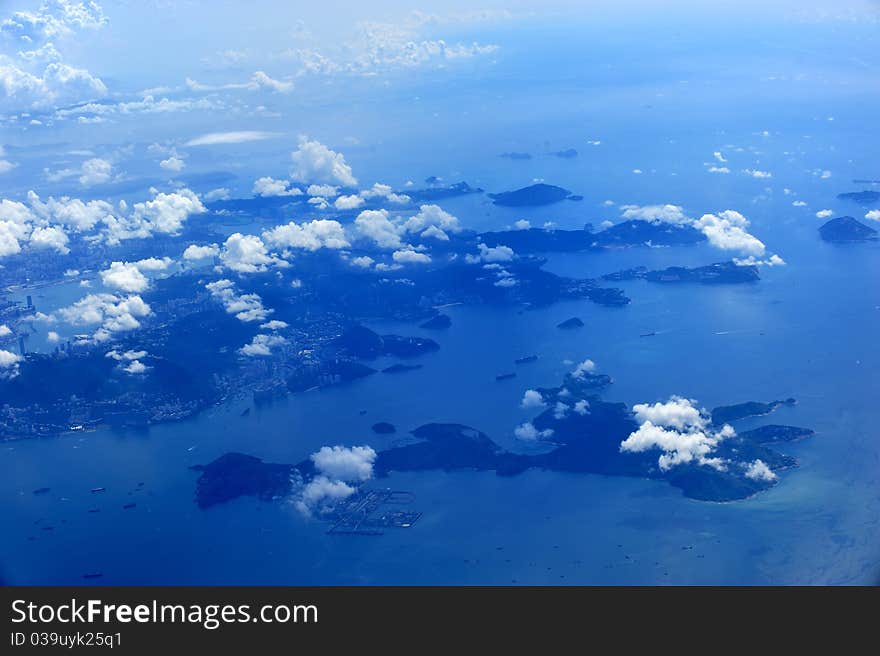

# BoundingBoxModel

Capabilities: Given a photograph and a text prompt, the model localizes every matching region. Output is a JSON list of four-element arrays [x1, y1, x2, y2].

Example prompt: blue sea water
[[2, 17, 879, 585]]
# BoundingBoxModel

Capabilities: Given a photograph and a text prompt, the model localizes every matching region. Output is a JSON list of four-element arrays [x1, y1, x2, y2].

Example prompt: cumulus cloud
[[571, 359, 596, 380], [743, 169, 772, 179], [293, 445, 378, 515], [159, 155, 185, 172], [206, 279, 272, 322], [290, 137, 357, 187], [311, 445, 377, 482], [122, 360, 148, 374], [183, 243, 220, 261], [100, 261, 148, 293], [262, 219, 349, 252], [514, 422, 553, 441], [466, 243, 515, 263], [239, 333, 287, 356], [46, 157, 116, 187], [621, 396, 732, 471], [55, 293, 152, 342], [866, 210, 880, 222], [693, 210, 766, 256], [744, 459, 777, 482], [0, 324, 11, 337], [815, 209, 833, 219], [0, 349, 23, 378], [253, 176, 303, 197], [392, 248, 431, 264], [220, 233, 285, 273], [733, 254, 785, 267], [521, 389, 545, 409], [620, 204, 689, 225], [402, 204, 461, 239], [334, 194, 365, 210], [99, 257, 173, 292], [354, 209, 402, 248], [307, 184, 339, 198], [514, 219, 531, 230]]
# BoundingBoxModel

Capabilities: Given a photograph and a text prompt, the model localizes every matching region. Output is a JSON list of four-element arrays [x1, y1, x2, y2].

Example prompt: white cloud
[[402, 204, 461, 237], [744, 459, 777, 482], [620, 204, 689, 225], [220, 233, 285, 273], [290, 137, 357, 187], [466, 243, 515, 263], [392, 248, 431, 264], [743, 169, 772, 179], [521, 389, 545, 409], [350, 255, 374, 269], [792, 200, 807, 207], [306, 184, 339, 198], [573, 399, 590, 415], [56, 293, 152, 342], [866, 210, 880, 222], [206, 279, 272, 322], [707, 166, 730, 174], [100, 261, 148, 293], [28, 225, 69, 253], [334, 194, 365, 210], [260, 320, 288, 330], [122, 360, 148, 374], [514, 422, 553, 441], [354, 209, 402, 249], [0, 349, 23, 378], [633, 396, 704, 430], [183, 243, 219, 261], [622, 397, 733, 471], [186, 131, 278, 147], [693, 210, 765, 256], [733, 254, 785, 267], [253, 176, 302, 197], [514, 219, 531, 230], [311, 445, 377, 482], [239, 333, 287, 356], [106, 349, 148, 362], [262, 219, 349, 251], [0, 324, 11, 337], [159, 156, 185, 172], [713, 151, 727, 163], [203, 188, 230, 202], [571, 359, 596, 380], [815, 209, 833, 219]]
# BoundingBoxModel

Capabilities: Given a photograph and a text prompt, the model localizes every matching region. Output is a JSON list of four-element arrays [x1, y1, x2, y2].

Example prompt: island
[[837, 190, 880, 205], [419, 314, 452, 330], [488, 183, 576, 207], [382, 363, 423, 374], [557, 317, 584, 330], [711, 399, 796, 425], [371, 422, 396, 434], [334, 325, 439, 360], [603, 261, 760, 285], [499, 152, 532, 160], [819, 216, 878, 242], [190, 453, 293, 509]]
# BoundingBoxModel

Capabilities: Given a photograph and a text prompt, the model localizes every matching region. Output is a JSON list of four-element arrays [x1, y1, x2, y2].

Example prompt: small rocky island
[[837, 190, 880, 205], [603, 261, 760, 285], [557, 317, 584, 329], [819, 216, 878, 242], [488, 183, 577, 207]]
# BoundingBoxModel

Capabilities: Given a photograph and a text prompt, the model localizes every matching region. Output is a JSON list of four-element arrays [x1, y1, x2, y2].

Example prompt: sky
[[1, 0, 879, 238]]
